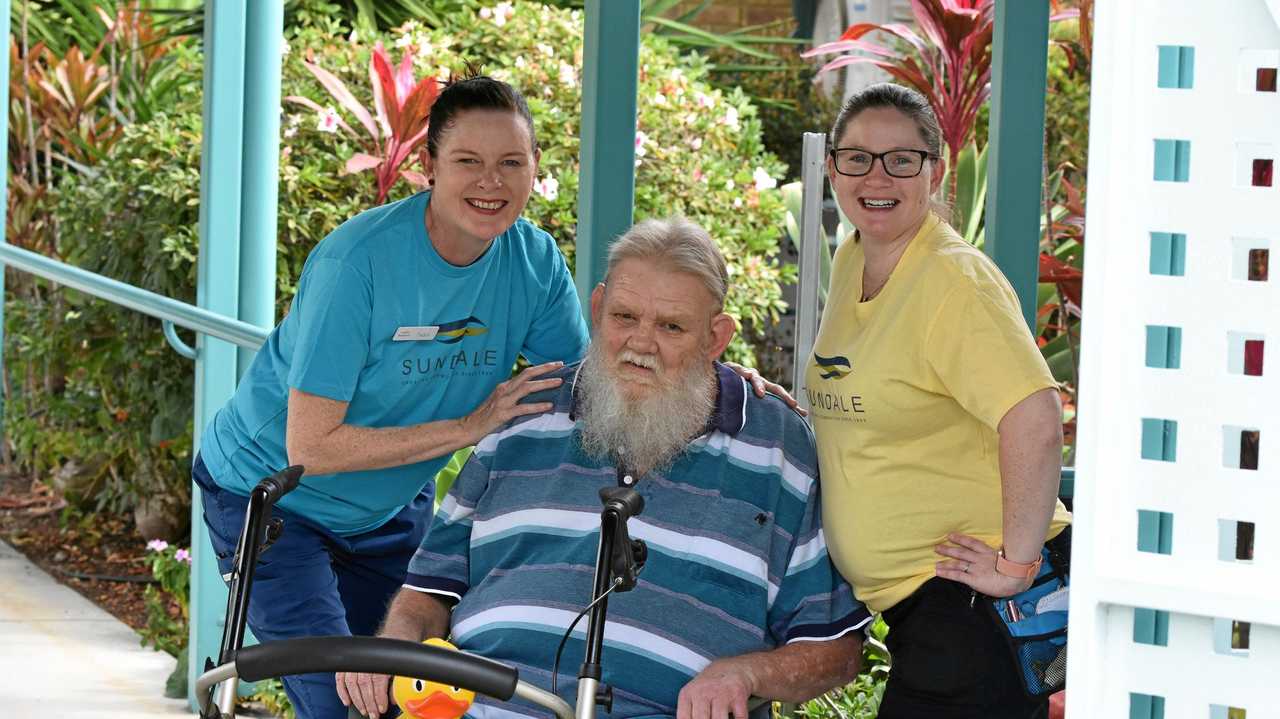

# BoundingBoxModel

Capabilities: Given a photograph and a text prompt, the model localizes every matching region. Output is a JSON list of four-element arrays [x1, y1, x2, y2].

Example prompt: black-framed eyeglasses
[[829, 148, 934, 178]]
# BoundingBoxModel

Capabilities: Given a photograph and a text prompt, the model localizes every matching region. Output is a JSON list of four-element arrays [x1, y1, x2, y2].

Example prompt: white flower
[[752, 167, 777, 191], [689, 136, 703, 151], [683, 113, 698, 127], [537, 43, 555, 57], [534, 176, 559, 201], [669, 68, 684, 82], [416, 39, 434, 58], [317, 106, 340, 133], [284, 125, 298, 138], [725, 179, 735, 191], [653, 92, 667, 106], [479, 6, 492, 18], [733, 197, 744, 208], [635, 131, 650, 158], [558, 62, 577, 87], [515, 56, 527, 69], [147, 539, 169, 552], [490, 2, 514, 26], [723, 106, 740, 130], [348, 29, 358, 43], [695, 91, 713, 108], [280, 35, 290, 56], [395, 34, 414, 49]]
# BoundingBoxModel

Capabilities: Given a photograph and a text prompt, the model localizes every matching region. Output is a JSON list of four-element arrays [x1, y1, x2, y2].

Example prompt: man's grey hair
[[605, 217, 728, 309]]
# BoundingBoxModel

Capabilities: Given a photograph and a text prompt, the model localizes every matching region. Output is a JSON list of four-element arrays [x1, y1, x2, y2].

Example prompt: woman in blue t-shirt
[[192, 77, 591, 719], [193, 75, 790, 719]]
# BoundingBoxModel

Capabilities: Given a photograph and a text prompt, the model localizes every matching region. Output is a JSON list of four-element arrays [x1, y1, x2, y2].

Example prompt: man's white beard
[[577, 342, 717, 476]]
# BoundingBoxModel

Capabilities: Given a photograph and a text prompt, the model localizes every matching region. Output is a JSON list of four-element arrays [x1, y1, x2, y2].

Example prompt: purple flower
[[147, 539, 169, 552], [174, 549, 192, 564]]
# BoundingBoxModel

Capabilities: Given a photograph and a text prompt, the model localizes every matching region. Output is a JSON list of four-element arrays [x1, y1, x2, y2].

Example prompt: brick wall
[[668, 0, 797, 34]]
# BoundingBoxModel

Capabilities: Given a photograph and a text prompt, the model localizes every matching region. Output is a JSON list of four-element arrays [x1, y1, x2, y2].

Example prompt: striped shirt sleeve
[[404, 449, 491, 602], [767, 478, 872, 644]]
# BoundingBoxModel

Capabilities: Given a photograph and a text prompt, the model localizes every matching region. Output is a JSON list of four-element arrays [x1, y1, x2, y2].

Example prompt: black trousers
[[877, 577, 1049, 719]]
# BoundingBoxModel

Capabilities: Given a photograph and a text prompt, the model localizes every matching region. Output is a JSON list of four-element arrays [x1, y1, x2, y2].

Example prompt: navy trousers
[[193, 454, 432, 719]]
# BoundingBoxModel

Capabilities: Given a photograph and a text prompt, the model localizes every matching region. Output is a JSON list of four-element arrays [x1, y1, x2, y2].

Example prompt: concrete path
[[0, 539, 192, 718]]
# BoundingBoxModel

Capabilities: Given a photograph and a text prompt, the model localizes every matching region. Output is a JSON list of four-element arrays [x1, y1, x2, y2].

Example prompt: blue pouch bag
[[985, 531, 1070, 700]]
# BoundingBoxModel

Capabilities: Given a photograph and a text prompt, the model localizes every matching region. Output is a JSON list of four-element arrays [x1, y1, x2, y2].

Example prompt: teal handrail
[[0, 243, 269, 352]]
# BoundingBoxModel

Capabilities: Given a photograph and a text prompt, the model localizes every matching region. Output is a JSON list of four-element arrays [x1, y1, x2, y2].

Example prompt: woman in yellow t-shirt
[[805, 83, 1071, 718]]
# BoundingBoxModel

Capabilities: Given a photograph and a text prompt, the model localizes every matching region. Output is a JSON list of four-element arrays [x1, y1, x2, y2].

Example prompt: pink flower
[[695, 91, 713, 108], [634, 131, 649, 158], [147, 539, 169, 552], [174, 549, 192, 564], [317, 106, 340, 133], [533, 176, 559, 201]]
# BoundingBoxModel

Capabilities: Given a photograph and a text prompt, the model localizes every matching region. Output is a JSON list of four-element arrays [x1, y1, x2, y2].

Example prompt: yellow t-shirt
[[805, 214, 1071, 612]]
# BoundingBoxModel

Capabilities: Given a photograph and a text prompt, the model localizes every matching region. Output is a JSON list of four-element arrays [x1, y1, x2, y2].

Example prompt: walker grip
[[234, 636, 519, 700], [255, 465, 304, 506]]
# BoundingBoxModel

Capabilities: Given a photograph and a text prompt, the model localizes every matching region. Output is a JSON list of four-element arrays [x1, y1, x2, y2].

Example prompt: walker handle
[[254, 464, 304, 506], [235, 636, 520, 700]]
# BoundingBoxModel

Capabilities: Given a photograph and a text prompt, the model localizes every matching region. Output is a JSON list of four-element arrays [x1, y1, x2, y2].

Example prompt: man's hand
[[336, 670, 392, 718], [677, 657, 758, 719]]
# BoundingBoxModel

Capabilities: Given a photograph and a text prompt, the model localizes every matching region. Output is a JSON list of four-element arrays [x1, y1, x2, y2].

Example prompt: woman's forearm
[[997, 388, 1064, 563], [288, 416, 474, 476]]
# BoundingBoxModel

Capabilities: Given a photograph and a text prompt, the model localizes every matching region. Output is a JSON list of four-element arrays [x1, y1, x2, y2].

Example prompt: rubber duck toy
[[392, 638, 476, 719]]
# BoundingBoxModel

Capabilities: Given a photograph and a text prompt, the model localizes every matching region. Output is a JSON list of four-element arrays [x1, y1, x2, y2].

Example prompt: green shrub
[[285, 3, 791, 362], [3, 53, 204, 518], [6, 0, 791, 517]]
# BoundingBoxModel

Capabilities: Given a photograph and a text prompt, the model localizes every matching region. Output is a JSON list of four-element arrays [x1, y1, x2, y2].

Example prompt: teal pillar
[[190, 0, 283, 700], [575, 0, 641, 322], [985, 0, 1050, 330], [238, 1, 283, 374]]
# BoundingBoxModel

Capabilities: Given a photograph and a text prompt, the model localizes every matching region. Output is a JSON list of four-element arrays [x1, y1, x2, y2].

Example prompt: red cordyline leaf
[[370, 43, 398, 140], [395, 52, 415, 105], [302, 59, 378, 140], [1039, 253, 1083, 308], [400, 169, 431, 188], [346, 153, 382, 173]]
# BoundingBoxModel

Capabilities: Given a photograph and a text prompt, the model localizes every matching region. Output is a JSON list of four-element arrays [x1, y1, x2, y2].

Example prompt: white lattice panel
[[1070, 1, 1280, 717]]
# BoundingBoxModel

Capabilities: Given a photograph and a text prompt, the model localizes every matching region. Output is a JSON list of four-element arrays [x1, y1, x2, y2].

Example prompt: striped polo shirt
[[406, 362, 871, 719]]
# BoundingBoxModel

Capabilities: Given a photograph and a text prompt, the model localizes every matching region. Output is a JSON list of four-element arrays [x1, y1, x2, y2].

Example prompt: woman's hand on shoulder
[[723, 361, 806, 416], [458, 361, 565, 444], [934, 533, 1033, 598]]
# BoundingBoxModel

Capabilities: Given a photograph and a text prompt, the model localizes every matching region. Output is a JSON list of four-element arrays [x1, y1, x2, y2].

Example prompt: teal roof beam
[[574, 0, 641, 322], [985, 0, 1050, 329]]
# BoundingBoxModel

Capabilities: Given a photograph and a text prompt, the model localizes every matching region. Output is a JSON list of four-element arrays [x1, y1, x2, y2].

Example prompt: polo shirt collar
[[567, 360, 746, 437]]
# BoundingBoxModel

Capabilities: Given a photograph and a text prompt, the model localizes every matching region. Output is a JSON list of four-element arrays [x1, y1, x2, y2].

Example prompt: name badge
[[393, 325, 439, 342]]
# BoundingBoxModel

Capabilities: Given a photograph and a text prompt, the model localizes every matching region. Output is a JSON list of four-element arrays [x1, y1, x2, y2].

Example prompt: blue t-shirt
[[199, 191, 589, 535], [407, 363, 871, 718]]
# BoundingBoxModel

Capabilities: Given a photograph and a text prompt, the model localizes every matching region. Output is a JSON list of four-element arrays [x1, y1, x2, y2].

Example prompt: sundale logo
[[435, 316, 489, 344], [814, 354, 852, 380]]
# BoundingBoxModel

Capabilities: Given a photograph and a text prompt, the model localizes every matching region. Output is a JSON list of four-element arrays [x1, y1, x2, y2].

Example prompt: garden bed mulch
[[0, 470, 153, 632]]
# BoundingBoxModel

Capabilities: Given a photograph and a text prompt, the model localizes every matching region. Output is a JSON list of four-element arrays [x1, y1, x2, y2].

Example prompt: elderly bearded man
[[338, 217, 871, 719]]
